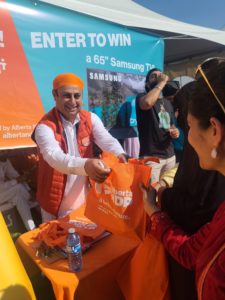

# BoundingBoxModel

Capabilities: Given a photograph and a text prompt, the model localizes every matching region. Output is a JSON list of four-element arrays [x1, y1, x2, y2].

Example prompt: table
[[15, 207, 140, 300]]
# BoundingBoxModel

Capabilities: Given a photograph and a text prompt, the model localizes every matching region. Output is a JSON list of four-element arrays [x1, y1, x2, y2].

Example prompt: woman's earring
[[211, 148, 217, 159]]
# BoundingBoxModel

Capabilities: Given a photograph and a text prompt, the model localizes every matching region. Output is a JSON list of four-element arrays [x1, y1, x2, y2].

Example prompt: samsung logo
[[89, 72, 122, 82]]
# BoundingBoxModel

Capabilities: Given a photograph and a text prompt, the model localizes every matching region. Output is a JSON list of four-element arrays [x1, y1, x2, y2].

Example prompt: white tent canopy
[[40, 0, 225, 63]]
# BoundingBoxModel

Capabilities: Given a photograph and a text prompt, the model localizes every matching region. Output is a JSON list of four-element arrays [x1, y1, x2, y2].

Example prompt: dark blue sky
[[135, 0, 225, 30]]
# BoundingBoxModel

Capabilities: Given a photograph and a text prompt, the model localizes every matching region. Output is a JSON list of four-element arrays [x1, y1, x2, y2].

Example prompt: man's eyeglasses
[[195, 57, 225, 114]]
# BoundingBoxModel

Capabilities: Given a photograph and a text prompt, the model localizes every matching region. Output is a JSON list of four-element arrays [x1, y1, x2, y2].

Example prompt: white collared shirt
[[35, 111, 124, 220]]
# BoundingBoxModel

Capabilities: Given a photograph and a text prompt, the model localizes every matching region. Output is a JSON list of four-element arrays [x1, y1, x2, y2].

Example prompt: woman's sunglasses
[[195, 57, 225, 114]]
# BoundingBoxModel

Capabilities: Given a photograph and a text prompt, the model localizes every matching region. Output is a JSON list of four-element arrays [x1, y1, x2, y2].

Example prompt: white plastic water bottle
[[66, 228, 83, 272]]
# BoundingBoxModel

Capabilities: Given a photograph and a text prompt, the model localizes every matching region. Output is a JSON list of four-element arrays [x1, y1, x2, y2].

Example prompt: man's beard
[[145, 80, 158, 92], [149, 81, 158, 90]]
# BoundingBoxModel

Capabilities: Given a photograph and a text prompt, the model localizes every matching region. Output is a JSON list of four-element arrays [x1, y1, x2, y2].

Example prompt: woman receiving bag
[[142, 59, 225, 300]]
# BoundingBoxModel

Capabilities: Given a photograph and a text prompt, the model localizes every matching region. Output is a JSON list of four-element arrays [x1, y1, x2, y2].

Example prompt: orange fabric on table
[[15, 205, 139, 300], [32, 215, 106, 250]]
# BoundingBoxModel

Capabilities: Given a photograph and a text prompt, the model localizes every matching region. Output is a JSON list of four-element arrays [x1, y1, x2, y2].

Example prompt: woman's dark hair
[[195, 57, 224, 80], [189, 61, 225, 129], [173, 81, 196, 137]]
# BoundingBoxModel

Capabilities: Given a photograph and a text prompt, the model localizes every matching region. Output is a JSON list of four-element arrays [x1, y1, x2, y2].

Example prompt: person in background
[[136, 68, 179, 182], [33, 73, 126, 222], [142, 58, 225, 300], [0, 150, 36, 231], [163, 80, 184, 162]]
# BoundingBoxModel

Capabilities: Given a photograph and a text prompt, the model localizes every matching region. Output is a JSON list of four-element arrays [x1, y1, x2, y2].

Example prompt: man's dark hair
[[145, 68, 161, 83]]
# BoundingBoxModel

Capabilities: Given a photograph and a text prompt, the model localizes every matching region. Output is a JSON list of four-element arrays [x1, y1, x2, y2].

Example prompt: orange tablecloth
[[15, 206, 140, 300]]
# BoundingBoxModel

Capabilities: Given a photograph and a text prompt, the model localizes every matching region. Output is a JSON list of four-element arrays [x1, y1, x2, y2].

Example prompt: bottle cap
[[68, 228, 75, 234]]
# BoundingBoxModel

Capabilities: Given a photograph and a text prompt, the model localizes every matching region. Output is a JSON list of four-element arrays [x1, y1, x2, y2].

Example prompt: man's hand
[[157, 73, 169, 85], [169, 125, 179, 139], [84, 158, 111, 183]]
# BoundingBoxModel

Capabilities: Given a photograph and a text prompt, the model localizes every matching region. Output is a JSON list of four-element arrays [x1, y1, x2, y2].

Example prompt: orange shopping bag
[[117, 234, 171, 300], [85, 152, 154, 240]]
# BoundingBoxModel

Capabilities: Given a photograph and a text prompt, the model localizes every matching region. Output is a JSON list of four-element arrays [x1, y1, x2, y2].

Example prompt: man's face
[[147, 70, 161, 90], [53, 85, 83, 123], [149, 70, 161, 82]]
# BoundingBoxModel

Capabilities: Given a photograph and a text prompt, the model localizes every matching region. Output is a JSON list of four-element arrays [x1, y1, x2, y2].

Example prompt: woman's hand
[[154, 180, 167, 207], [140, 184, 160, 217]]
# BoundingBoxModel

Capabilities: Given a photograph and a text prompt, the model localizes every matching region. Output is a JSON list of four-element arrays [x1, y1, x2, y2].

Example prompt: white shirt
[[35, 111, 124, 218], [0, 159, 19, 193]]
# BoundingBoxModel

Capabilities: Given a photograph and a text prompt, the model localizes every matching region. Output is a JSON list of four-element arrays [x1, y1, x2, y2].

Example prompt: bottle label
[[66, 244, 81, 254]]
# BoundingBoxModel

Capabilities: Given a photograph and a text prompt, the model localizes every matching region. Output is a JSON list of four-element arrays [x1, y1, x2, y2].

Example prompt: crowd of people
[[1, 57, 225, 299]]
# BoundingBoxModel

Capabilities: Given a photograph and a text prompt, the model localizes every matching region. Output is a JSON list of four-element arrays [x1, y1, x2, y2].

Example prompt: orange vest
[[35, 108, 93, 216]]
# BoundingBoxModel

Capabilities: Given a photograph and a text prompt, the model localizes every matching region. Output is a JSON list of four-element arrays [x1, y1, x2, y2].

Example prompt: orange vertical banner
[[0, 0, 44, 149]]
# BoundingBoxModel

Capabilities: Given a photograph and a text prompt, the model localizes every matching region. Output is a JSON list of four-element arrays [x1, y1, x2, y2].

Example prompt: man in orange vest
[[33, 73, 126, 222]]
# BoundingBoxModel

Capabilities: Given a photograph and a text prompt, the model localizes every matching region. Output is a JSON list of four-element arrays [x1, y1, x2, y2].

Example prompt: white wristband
[[155, 85, 162, 91]]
